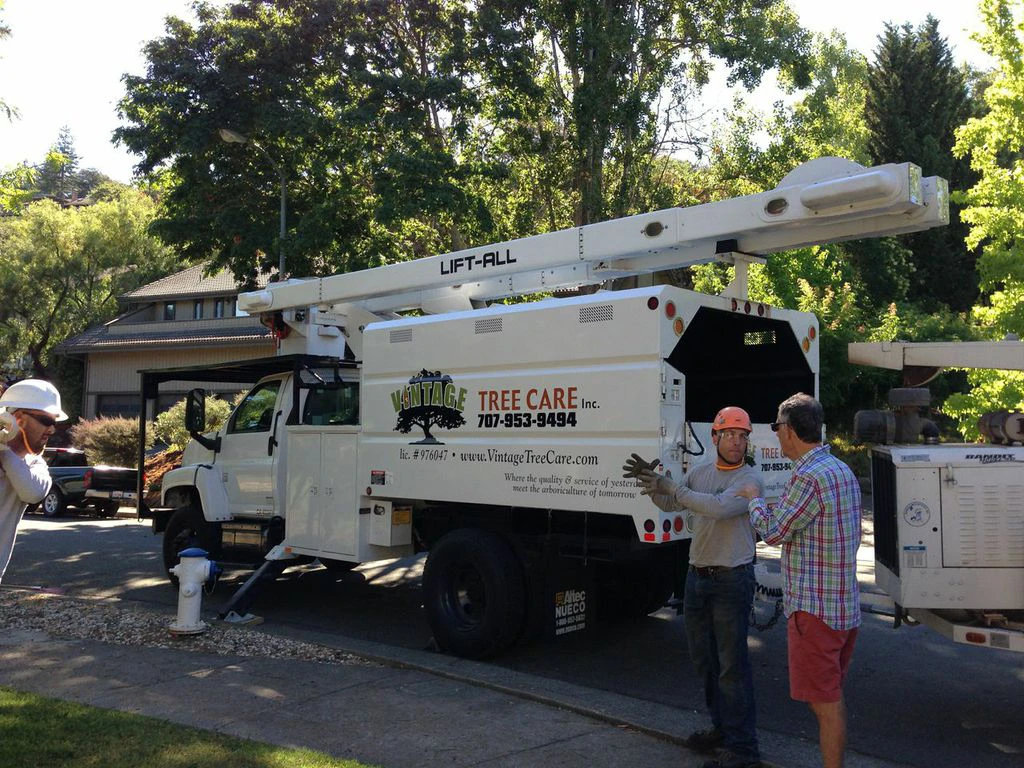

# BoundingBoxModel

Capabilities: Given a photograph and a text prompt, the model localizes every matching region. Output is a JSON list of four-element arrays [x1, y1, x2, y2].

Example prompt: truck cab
[[148, 355, 365, 572]]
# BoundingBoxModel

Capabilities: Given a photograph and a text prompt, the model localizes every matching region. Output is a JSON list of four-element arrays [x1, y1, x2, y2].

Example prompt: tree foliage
[[116, 0, 813, 283], [865, 17, 979, 311], [116, 0, 495, 284], [948, 0, 1024, 435], [154, 394, 234, 450], [33, 126, 80, 201], [0, 188, 181, 377], [3, 130, 113, 206], [696, 26, 982, 426]]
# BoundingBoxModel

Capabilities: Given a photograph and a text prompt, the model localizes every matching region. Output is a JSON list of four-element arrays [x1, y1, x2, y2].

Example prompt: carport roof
[[139, 354, 350, 397]]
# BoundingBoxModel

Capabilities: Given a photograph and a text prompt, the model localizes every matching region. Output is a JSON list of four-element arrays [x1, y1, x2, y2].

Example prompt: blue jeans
[[683, 563, 759, 760]]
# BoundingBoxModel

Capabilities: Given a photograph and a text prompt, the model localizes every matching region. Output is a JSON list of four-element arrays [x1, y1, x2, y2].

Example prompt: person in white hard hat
[[0, 379, 67, 582]]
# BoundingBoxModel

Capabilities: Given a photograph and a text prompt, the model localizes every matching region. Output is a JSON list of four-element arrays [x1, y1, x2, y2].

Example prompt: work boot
[[701, 749, 762, 768], [684, 727, 725, 753]]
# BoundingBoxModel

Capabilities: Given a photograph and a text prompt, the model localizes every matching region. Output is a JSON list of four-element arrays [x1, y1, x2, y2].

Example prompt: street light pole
[[218, 128, 287, 278]]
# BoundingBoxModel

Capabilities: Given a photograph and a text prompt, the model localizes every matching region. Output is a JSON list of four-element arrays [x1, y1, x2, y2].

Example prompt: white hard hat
[[0, 379, 68, 421]]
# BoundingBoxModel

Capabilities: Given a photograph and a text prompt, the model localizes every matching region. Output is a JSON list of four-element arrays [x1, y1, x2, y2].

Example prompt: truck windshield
[[303, 383, 359, 426]]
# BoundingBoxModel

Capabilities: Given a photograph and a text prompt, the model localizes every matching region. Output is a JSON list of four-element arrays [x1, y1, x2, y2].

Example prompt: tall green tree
[[699, 30, 975, 422], [116, 0, 495, 284], [116, 0, 813, 282], [0, 188, 181, 378], [33, 126, 81, 200], [474, 0, 813, 226], [946, 0, 1024, 436], [865, 17, 979, 311]]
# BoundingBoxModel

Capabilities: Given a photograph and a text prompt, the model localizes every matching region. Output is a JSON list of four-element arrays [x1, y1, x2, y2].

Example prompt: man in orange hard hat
[[624, 406, 763, 768]]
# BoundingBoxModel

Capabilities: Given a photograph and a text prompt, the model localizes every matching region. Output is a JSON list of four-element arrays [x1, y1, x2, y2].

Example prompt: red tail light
[[83, 469, 93, 489]]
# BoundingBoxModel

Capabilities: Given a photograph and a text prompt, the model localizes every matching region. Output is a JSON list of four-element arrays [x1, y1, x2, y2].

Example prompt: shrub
[[828, 431, 870, 482], [69, 416, 153, 467], [154, 395, 233, 450]]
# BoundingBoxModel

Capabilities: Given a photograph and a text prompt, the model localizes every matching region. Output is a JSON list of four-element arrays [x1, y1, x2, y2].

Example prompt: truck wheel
[[41, 489, 66, 518], [96, 501, 121, 518], [162, 506, 219, 586], [423, 529, 526, 659]]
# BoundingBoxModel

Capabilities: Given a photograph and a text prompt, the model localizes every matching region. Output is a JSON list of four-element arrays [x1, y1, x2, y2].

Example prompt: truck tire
[[162, 506, 220, 586], [423, 529, 527, 659], [41, 488, 66, 518], [96, 501, 121, 518]]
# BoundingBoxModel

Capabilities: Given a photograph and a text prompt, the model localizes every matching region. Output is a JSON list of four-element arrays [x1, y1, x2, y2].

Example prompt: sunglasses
[[23, 411, 57, 429], [770, 421, 788, 432]]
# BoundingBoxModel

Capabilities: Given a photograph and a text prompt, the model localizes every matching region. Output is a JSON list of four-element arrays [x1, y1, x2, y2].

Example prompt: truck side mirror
[[185, 389, 220, 452], [185, 389, 207, 433]]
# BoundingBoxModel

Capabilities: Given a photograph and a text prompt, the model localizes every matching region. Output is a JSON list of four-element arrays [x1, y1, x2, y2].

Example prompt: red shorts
[[787, 611, 858, 703]]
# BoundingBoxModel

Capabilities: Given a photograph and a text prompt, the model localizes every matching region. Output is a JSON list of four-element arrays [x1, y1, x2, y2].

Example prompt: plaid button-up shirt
[[749, 445, 862, 630]]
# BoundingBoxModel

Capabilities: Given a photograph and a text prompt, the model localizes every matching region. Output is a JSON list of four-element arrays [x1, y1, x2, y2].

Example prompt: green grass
[[0, 687, 376, 768]]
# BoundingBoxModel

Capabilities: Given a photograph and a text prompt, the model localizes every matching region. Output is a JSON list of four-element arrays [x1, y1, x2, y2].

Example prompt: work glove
[[635, 468, 679, 497], [622, 454, 679, 498], [622, 453, 660, 478]]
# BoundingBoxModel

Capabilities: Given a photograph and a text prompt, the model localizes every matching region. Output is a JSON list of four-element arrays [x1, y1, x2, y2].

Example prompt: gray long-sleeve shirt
[[654, 462, 763, 568], [0, 447, 51, 582]]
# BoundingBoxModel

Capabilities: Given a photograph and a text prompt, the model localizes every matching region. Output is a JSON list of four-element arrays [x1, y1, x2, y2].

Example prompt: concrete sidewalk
[[0, 620, 910, 768]]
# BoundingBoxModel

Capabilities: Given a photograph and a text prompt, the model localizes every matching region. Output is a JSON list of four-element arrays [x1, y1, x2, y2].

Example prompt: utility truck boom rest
[[141, 157, 949, 658]]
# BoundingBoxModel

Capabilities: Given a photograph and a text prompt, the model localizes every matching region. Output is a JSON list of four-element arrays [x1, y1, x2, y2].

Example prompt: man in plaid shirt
[[736, 393, 861, 768]]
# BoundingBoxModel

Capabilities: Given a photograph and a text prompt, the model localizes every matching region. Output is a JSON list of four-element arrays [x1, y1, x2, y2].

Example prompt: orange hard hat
[[712, 406, 752, 433]]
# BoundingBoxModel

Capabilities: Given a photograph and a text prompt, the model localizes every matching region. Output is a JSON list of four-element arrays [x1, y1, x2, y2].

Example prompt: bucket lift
[[237, 157, 948, 358]]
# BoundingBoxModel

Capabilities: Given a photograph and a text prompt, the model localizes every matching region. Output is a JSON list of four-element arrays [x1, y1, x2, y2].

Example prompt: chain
[[749, 598, 784, 632]]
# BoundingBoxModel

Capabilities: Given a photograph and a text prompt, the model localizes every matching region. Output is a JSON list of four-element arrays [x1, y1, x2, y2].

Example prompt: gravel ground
[[0, 588, 375, 667]]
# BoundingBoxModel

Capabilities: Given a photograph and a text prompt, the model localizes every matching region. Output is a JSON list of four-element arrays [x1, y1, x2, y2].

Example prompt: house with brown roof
[[56, 264, 275, 419]]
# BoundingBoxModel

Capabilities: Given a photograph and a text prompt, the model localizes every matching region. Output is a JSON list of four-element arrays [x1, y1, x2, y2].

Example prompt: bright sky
[[0, 0, 994, 183]]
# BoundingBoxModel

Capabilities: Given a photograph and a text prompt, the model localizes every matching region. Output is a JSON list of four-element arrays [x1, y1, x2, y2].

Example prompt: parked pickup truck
[[30, 447, 137, 517]]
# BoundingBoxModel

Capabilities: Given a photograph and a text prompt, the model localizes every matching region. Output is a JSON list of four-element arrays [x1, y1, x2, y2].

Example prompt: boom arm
[[239, 157, 949, 355], [849, 340, 1024, 373]]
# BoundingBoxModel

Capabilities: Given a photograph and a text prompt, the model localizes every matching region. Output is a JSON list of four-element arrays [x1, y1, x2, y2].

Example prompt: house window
[[96, 395, 141, 418], [193, 300, 203, 320], [214, 298, 225, 318], [163, 302, 176, 321], [156, 394, 187, 415]]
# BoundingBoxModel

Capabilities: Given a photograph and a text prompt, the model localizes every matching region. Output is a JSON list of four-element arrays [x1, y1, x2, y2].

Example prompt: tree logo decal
[[391, 369, 468, 444]]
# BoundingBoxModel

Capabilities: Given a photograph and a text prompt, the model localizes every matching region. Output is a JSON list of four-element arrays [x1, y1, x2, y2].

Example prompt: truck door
[[284, 381, 361, 558], [216, 375, 287, 519]]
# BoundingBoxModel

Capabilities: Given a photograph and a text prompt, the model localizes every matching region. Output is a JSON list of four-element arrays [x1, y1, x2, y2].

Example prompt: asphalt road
[[5, 512, 1023, 768]]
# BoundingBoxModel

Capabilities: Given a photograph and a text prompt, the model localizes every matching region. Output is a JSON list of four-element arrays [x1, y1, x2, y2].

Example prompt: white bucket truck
[[142, 157, 949, 657], [850, 340, 1024, 653]]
